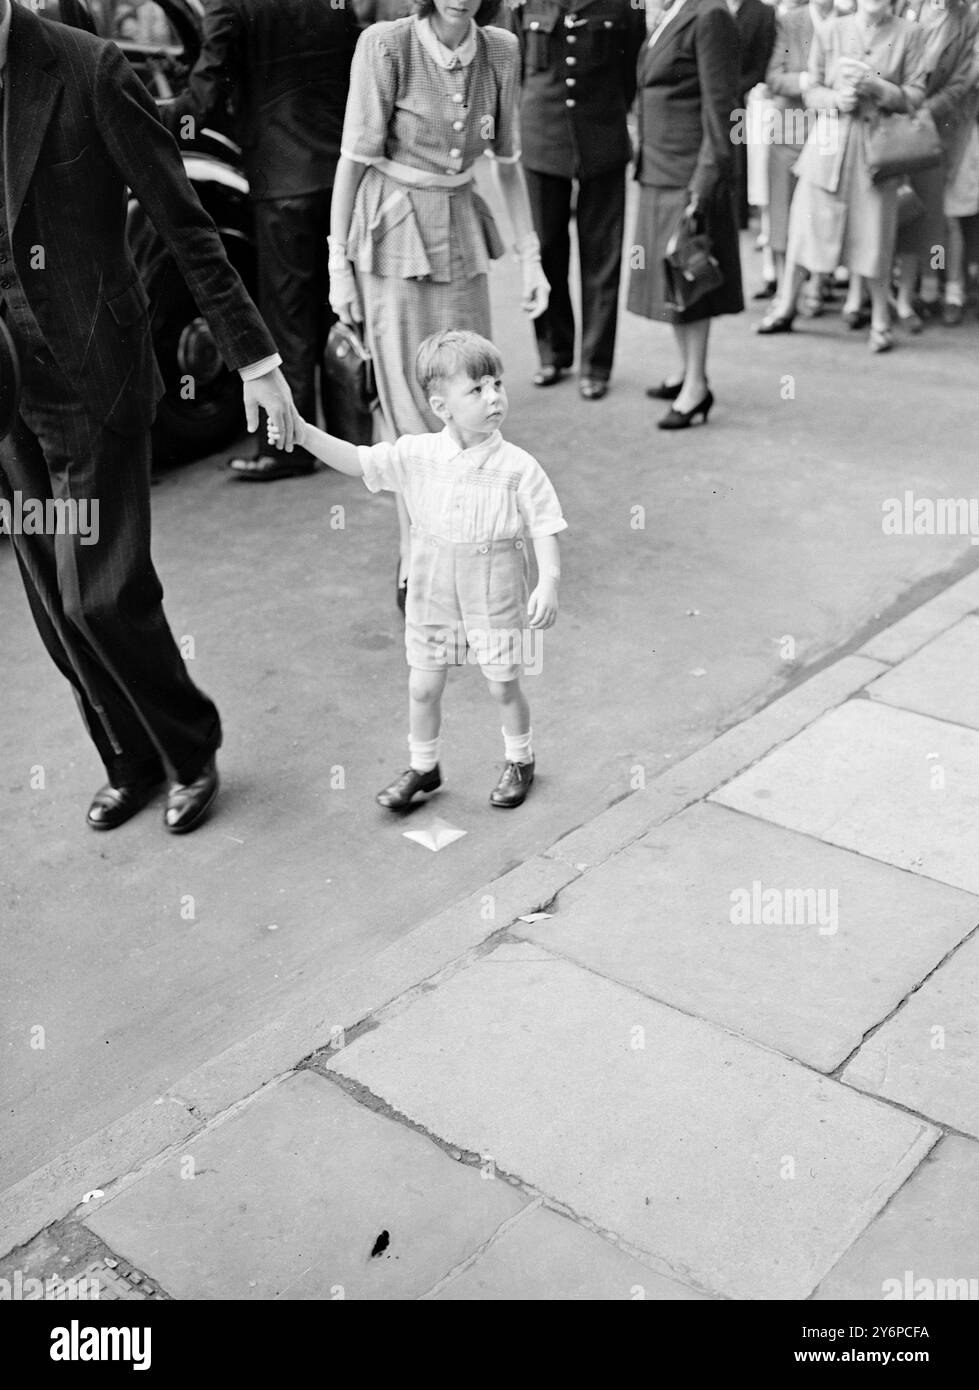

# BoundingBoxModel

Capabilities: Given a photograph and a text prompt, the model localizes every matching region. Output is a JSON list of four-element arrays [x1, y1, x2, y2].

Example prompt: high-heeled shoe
[[755, 311, 795, 335], [645, 380, 683, 400], [657, 389, 713, 430]]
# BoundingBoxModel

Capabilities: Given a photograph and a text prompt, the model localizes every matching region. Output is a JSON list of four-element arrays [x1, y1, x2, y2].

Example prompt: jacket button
[[566, 33, 576, 43], [565, 98, 576, 108], [452, 120, 464, 131], [566, 55, 576, 65], [529, 19, 539, 28], [566, 77, 575, 87], [452, 92, 463, 103], [0, 279, 9, 289], [449, 148, 461, 157]]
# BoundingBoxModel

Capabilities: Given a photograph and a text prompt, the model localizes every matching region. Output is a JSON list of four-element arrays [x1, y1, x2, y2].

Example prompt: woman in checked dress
[[328, 0, 549, 609]]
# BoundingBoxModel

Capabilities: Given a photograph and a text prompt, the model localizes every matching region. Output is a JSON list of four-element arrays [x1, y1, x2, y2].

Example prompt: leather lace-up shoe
[[376, 765, 442, 810], [87, 776, 165, 831], [489, 757, 535, 808], [165, 757, 219, 834], [579, 376, 608, 401]]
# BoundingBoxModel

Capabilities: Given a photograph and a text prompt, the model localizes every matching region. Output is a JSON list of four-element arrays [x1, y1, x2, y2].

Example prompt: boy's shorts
[[406, 531, 530, 682]]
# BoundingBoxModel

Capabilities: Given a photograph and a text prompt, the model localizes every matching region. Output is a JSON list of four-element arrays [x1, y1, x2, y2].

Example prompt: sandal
[[868, 326, 893, 353]]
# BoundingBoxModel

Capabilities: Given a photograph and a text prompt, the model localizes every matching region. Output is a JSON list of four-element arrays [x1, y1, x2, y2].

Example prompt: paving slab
[[83, 1071, 529, 1300], [432, 1203, 710, 1301], [815, 1137, 979, 1300], [328, 942, 938, 1300], [858, 567, 979, 666], [711, 700, 979, 895], [866, 616, 979, 731], [518, 803, 979, 1073], [842, 931, 979, 1137]]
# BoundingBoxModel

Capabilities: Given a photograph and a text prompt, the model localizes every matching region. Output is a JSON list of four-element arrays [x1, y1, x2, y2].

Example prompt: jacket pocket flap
[[106, 280, 149, 327]]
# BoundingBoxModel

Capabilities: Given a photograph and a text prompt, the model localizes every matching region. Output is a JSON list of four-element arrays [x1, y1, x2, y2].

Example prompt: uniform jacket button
[[565, 98, 576, 108], [566, 77, 575, 87]]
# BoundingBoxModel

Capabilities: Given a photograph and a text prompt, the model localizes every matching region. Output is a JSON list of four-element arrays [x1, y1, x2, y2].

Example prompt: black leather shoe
[[532, 365, 566, 387], [228, 454, 316, 481], [165, 757, 219, 834], [645, 380, 683, 401], [376, 765, 442, 810], [752, 280, 778, 300], [579, 376, 608, 400], [87, 776, 165, 831], [489, 758, 535, 808]]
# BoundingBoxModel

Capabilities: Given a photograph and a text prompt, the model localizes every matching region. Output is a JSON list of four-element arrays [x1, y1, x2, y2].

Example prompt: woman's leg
[[944, 217, 966, 323], [866, 276, 890, 333], [675, 318, 710, 414], [895, 253, 920, 322], [766, 258, 807, 321], [843, 272, 864, 317]]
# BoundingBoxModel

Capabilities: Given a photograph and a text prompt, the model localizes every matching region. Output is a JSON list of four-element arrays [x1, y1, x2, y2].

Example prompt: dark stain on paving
[[370, 1231, 390, 1259]]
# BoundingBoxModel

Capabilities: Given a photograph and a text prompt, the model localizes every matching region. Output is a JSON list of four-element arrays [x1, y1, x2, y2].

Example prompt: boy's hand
[[527, 583, 558, 629], [269, 414, 306, 450]]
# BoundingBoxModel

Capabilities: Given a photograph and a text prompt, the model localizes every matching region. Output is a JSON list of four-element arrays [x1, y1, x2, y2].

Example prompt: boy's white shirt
[[356, 427, 567, 544]]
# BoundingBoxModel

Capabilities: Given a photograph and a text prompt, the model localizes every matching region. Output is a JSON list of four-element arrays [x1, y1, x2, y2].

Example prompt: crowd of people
[[170, 0, 978, 457]]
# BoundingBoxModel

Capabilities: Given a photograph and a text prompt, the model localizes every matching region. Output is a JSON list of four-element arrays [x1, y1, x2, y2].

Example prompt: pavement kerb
[[3, 564, 977, 1261]]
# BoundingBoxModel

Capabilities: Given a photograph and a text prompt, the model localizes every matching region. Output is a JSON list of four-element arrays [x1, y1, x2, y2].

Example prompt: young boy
[[270, 329, 566, 809]]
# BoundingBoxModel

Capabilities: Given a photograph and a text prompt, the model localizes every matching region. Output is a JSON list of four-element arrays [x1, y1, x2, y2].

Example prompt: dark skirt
[[627, 182, 744, 324]]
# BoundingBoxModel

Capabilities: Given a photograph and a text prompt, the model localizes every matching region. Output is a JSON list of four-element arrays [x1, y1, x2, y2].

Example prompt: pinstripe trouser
[[0, 348, 222, 786]]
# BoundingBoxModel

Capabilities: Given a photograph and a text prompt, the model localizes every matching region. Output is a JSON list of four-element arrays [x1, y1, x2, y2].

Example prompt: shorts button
[[515, 539, 524, 550], [479, 544, 489, 554]]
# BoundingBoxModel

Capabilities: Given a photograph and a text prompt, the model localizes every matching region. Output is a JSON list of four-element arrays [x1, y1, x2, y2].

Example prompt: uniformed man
[[513, 0, 646, 400]]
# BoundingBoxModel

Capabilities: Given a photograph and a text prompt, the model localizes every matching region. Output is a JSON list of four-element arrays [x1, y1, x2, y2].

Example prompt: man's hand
[[243, 366, 299, 452], [527, 583, 559, 629]]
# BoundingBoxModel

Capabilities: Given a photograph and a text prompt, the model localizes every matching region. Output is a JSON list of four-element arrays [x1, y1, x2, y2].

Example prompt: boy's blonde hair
[[415, 330, 504, 399]]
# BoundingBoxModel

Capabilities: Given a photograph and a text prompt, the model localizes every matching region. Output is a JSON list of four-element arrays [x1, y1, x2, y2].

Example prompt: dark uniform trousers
[[526, 165, 626, 378], [515, 0, 643, 380], [253, 187, 335, 465], [0, 204, 221, 788]]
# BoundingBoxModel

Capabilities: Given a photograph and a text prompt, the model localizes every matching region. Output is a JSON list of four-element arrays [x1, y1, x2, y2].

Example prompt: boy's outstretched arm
[[528, 534, 560, 629], [270, 419, 364, 477]]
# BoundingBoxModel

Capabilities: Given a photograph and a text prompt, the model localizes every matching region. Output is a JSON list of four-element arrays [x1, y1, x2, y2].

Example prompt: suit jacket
[[167, 0, 360, 200], [635, 0, 739, 199], [735, 0, 776, 98], [511, 0, 646, 178], [4, 2, 275, 435], [915, 4, 979, 150]]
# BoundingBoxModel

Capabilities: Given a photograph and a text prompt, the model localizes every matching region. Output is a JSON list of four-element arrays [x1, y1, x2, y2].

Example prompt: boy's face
[[430, 370, 508, 443]]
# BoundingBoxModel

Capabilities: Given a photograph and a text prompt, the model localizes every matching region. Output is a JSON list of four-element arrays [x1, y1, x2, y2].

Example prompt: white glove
[[521, 258, 550, 319]]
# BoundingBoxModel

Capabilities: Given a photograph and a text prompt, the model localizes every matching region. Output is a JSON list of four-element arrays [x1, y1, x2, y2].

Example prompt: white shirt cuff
[[239, 353, 282, 382]]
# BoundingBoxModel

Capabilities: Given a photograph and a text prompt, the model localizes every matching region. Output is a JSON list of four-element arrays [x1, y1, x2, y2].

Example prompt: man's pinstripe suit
[[0, 1, 276, 793]]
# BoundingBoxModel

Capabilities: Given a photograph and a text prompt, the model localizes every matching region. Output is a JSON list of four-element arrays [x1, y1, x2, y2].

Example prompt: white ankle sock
[[503, 728, 533, 765], [945, 281, 964, 307], [409, 737, 440, 773]]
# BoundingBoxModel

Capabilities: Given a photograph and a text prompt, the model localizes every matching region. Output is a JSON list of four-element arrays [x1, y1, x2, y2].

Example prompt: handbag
[[321, 321, 377, 448], [662, 211, 724, 313], [863, 108, 942, 186]]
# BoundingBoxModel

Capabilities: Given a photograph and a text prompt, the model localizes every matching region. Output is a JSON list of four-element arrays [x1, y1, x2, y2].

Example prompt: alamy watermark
[[882, 490, 979, 544], [0, 492, 99, 546], [882, 1270, 978, 1300], [0, 1270, 101, 1300], [730, 880, 839, 935]]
